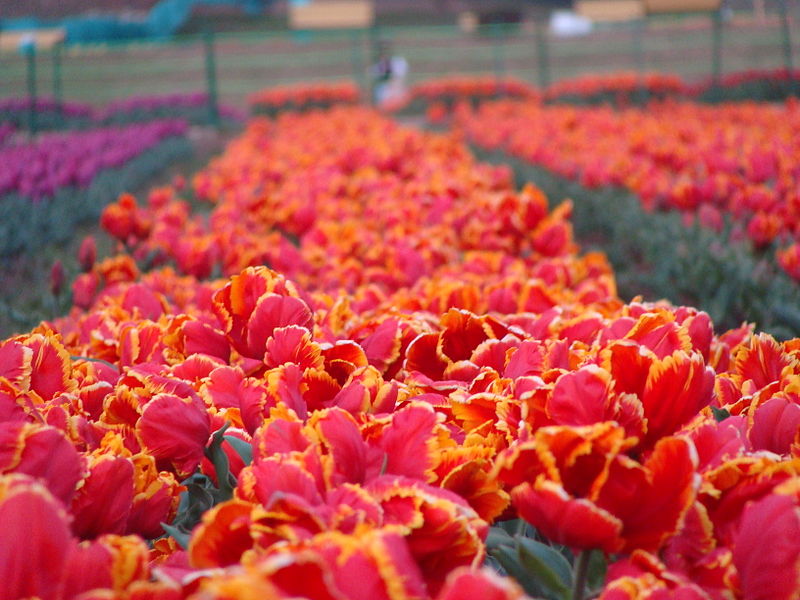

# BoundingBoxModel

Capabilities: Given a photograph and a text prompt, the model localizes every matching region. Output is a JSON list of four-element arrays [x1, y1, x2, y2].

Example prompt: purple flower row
[[96, 92, 245, 121], [0, 93, 244, 126], [0, 123, 15, 146], [0, 97, 94, 118], [0, 119, 188, 202]]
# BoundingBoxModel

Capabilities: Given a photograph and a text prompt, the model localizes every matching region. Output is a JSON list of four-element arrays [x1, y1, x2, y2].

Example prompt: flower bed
[[411, 70, 799, 121], [95, 92, 245, 125], [690, 67, 800, 102], [455, 98, 800, 289], [543, 72, 688, 107], [248, 82, 361, 117], [539, 69, 799, 107], [390, 76, 540, 118], [0, 120, 191, 256], [0, 97, 94, 129], [0, 93, 243, 130], [2, 107, 800, 599], [0, 123, 15, 146], [472, 147, 800, 337]]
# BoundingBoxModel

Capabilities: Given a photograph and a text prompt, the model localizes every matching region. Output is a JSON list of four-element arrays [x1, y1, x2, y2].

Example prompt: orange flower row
[[94, 109, 590, 297], [456, 98, 800, 279], [543, 72, 687, 102], [1, 107, 800, 599], [248, 82, 361, 112]]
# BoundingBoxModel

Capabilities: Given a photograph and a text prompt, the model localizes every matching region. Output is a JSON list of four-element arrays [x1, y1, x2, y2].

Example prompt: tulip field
[[437, 73, 800, 336], [3, 73, 800, 600], [0, 120, 192, 257]]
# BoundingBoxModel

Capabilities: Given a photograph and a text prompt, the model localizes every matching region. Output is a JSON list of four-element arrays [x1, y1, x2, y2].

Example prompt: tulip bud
[[77, 235, 97, 272], [71, 272, 100, 310], [49, 260, 65, 297]]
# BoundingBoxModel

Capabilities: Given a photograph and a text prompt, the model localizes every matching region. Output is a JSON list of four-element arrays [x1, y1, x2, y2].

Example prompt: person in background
[[372, 42, 408, 107]]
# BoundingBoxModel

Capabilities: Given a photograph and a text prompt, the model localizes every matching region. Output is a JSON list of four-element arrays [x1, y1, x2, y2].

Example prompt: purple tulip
[[0, 120, 188, 202]]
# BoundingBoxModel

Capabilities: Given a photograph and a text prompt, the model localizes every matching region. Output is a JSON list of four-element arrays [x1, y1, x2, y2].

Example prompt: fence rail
[[1, 1, 796, 133]]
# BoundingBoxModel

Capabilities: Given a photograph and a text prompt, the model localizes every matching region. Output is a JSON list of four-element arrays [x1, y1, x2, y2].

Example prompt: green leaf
[[486, 526, 515, 550], [161, 522, 190, 549], [205, 422, 234, 500], [711, 405, 731, 422], [495, 518, 526, 536], [185, 479, 216, 511], [379, 452, 389, 476], [772, 303, 800, 336], [490, 544, 548, 598], [586, 549, 608, 592], [516, 537, 572, 600], [168, 474, 218, 535], [223, 434, 253, 466]]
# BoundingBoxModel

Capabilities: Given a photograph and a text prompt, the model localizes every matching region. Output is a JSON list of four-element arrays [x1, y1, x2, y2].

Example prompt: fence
[[1, 0, 797, 132]]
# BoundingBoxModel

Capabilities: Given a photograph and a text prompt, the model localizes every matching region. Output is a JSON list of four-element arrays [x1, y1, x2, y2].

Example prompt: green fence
[[1, 0, 797, 131]]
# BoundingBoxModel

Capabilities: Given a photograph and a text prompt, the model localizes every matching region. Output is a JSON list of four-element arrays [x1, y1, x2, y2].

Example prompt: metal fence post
[[535, 22, 550, 90], [491, 23, 507, 94], [368, 25, 381, 106], [779, 0, 793, 72], [633, 18, 647, 104], [778, 0, 796, 95], [52, 43, 64, 127], [351, 29, 367, 103], [633, 19, 646, 73], [203, 27, 220, 127], [711, 9, 723, 100], [25, 44, 38, 135]]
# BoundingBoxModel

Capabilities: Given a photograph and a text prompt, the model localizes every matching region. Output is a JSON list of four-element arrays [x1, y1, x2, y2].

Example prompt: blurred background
[[0, 0, 796, 111]]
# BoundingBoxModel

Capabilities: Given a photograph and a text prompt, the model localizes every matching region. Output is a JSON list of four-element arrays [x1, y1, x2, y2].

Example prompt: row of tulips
[[0, 93, 243, 131], [689, 68, 800, 103], [0, 120, 188, 201], [94, 109, 586, 292], [542, 72, 687, 107], [0, 120, 191, 256], [0, 122, 15, 145], [248, 82, 361, 117], [542, 69, 800, 106], [410, 76, 539, 101], [0, 97, 95, 130], [95, 92, 245, 124], [390, 76, 540, 116], [3, 107, 800, 600], [471, 146, 800, 338], [454, 98, 800, 283], [246, 69, 798, 123], [247, 78, 538, 118], [408, 69, 800, 119]]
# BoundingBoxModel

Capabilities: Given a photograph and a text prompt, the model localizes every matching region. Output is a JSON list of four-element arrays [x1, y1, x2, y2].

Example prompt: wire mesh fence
[[0, 0, 796, 132]]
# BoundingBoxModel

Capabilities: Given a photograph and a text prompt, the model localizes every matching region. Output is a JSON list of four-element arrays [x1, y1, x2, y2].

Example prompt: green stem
[[572, 550, 591, 600], [515, 518, 526, 536]]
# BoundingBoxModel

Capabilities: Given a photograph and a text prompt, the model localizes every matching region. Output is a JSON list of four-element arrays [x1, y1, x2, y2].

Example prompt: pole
[[535, 21, 550, 90], [203, 26, 220, 127], [25, 44, 38, 135], [368, 25, 381, 106], [351, 29, 366, 103], [778, 0, 795, 95], [492, 23, 507, 96], [711, 9, 723, 101], [633, 18, 646, 105], [52, 43, 64, 127]]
